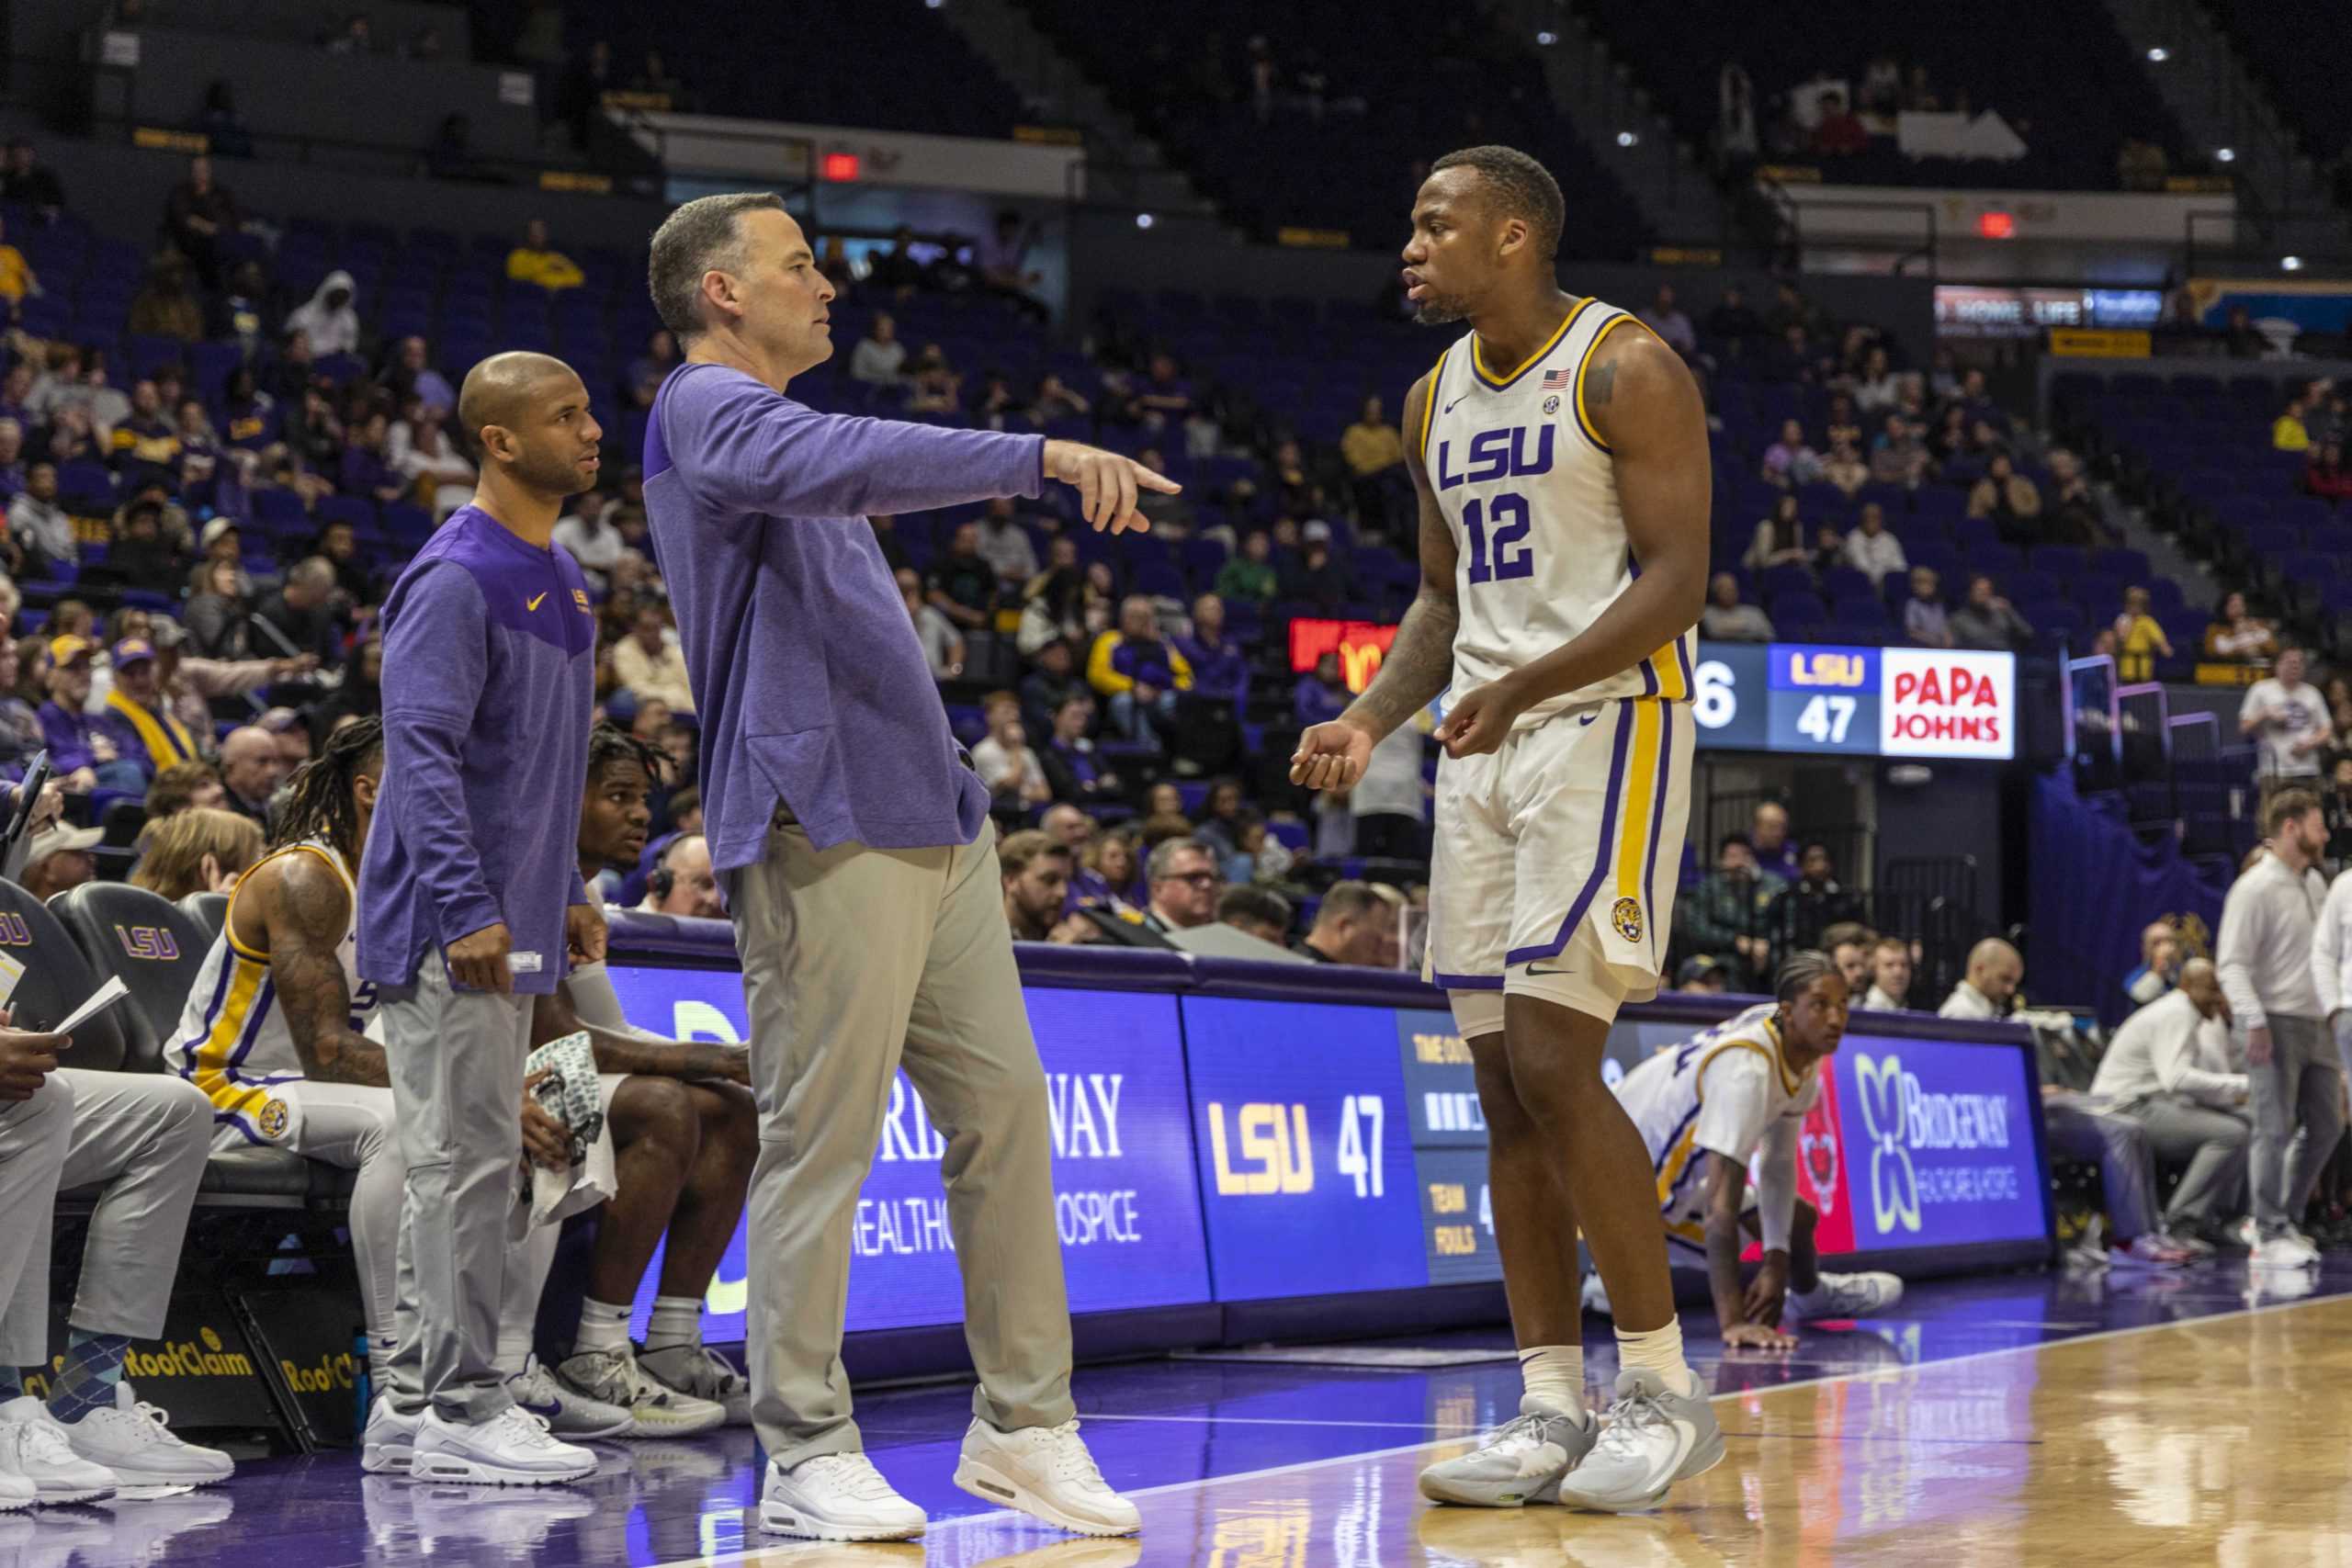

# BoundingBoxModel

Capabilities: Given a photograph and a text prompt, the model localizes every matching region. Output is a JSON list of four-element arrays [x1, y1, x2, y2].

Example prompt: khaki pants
[[728, 816, 1074, 1469]]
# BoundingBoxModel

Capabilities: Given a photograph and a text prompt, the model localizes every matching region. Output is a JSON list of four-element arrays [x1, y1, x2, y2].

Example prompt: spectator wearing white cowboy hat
[[18, 820, 100, 900]]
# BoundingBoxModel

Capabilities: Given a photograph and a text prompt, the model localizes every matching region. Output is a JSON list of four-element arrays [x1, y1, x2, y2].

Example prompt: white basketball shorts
[[1423, 696, 1693, 1035]]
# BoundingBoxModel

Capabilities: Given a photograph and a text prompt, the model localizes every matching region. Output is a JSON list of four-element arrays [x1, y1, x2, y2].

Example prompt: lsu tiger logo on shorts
[[1610, 897, 1645, 944], [256, 1099, 290, 1140]]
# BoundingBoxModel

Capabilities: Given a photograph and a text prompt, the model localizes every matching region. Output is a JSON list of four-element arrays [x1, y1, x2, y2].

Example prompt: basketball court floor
[[24, 1261, 2350, 1567]]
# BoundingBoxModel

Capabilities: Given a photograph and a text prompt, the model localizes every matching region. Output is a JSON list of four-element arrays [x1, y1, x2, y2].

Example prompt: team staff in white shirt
[[2217, 787, 2334, 1268], [2087, 960, 2249, 1247]]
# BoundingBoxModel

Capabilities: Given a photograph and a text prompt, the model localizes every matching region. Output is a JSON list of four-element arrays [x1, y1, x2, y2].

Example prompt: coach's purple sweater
[[357, 505, 594, 993], [644, 362, 1046, 872]]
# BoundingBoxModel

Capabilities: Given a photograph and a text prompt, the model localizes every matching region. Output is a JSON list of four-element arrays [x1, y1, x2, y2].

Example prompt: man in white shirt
[[1945, 939, 2188, 1266], [974, 498, 1038, 587], [1841, 502, 1906, 588], [2088, 960, 2249, 1248], [2218, 787, 2335, 1267], [2238, 646, 2330, 791], [552, 494, 625, 584], [1938, 937, 2019, 1021], [971, 697, 1050, 811], [1861, 935, 1910, 1010], [611, 604, 696, 715]]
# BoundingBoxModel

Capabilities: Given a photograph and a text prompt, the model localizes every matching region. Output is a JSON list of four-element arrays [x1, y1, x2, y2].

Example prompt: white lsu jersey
[[1614, 1003, 1821, 1244], [164, 838, 379, 1145], [1419, 299, 1696, 727]]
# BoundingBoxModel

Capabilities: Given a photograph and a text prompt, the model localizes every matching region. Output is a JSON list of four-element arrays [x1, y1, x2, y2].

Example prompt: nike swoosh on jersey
[[526, 592, 548, 611], [1443, 394, 1468, 414]]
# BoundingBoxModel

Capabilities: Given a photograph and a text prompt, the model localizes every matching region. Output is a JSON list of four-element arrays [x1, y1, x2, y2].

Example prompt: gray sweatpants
[[728, 815, 1074, 1470], [382, 948, 534, 1423], [0, 1070, 211, 1365], [2041, 1090, 2161, 1242], [2129, 1094, 2250, 1231], [2249, 1013, 2341, 1232]]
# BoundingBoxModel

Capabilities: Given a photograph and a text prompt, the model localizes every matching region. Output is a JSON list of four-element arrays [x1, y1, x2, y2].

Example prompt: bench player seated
[[0, 1017, 227, 1500], [1580, 952, 1901, 1347], [507, 723, 757, 1433], [160, 718, 596, 1471]]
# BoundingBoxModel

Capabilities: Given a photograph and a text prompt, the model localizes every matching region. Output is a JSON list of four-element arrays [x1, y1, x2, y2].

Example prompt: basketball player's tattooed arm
[[1702, 1151, 1797, 1351], [529, 985, 750, 1087], [253, 853, 390, 1087], [1292, 370, 1456, 790], [1434, 326, 1710, 757]]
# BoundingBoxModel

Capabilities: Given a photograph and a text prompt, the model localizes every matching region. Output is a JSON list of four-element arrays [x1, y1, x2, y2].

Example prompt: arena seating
[[2199, 5, 2352, 163], [12, 879, 351, 1209], [1014, 0, 1649, 254], [1576, 1, 2195, 189], [2052, 369, 2337, 660], [559, 0, 1028, 137]]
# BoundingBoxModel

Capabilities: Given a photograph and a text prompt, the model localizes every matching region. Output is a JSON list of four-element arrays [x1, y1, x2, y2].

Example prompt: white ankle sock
[[574, 1297, 635, 1356], [1517, 1344, 1588, 1421], [643, 1295, 704, 1354], [368, 1335, 396, 1388], [1614, 1317, 1701, 1399]]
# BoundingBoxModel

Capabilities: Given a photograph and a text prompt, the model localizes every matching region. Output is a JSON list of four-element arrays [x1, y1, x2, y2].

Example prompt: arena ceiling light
[[2282, 255, 2306, 272], [1136, 212, 1156, 230], [2145, 46, 2169, 62], [1615, 130, 1638, 148], [2216, 147, 2236, 163], [1535, 29, 1557, 44]]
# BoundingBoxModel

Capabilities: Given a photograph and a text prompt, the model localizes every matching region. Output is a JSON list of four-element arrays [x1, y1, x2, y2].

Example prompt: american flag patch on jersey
[[1541, 367, 1574, 390]]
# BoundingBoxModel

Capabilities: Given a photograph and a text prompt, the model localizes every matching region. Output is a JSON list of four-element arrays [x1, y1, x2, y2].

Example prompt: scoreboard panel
[[1689, 642, 2014, 761]]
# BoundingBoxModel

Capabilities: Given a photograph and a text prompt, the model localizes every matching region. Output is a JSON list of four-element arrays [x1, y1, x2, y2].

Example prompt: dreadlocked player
[[164, 716, 576, 1464], [166, 717, 406, 1396]]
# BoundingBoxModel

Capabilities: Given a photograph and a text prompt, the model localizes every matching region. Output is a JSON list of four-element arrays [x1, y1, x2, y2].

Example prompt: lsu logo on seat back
[[115, 924, 180, 962]]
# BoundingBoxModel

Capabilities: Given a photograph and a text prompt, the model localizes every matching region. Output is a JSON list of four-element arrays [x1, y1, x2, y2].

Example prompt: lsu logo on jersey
[[1432, 425, 1555, 491], [115, 924, 180, 962], [573, 588, 593, 614], [256, 1098, 290, 1140], [1610, 897, 1645, 944]]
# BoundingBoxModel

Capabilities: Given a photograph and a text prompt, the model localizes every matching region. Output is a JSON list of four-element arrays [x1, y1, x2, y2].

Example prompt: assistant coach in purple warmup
[[640, 193, 1169, 1543]]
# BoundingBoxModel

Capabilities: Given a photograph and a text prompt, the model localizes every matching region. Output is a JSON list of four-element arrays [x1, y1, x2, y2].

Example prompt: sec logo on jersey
[[1610, 897, 1644, 944]]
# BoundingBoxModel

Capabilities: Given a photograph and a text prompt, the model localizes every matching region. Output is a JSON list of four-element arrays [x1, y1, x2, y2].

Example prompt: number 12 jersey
[[1419, 297, 1695, 728]]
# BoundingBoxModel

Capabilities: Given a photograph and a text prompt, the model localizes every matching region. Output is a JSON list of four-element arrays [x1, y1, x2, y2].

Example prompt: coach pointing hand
[[640, 192, 1143, 1544]]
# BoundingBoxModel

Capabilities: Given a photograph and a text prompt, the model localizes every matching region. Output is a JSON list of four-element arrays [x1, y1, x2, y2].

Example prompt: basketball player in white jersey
[[162, 719, 611, 1471], [1583, 952, 1901, 1348], [1294, 144, 1715, 1512]]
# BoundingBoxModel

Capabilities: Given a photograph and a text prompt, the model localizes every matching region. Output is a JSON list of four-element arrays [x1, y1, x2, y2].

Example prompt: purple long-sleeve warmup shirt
[[643, 363, 1047, 872], [357, 505, 594, 994]]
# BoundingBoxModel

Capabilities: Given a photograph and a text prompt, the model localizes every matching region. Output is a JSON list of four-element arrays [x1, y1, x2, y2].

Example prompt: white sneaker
[[56, 1382, 233, 1487], [637, 1343, 752, 1426], [955, 1418, 1140, 1537], [1578, 1273, 1612, 1318], [0, 1438, 36, 1512], [507, 1356, 634, 1439], [0, 1397, 117, 1503], [1786, 1270, 1904, 1320], [1553, 1369, 1724, 1514], [1417, 1395, 1599, 1507], [2256, 1233, 2321, 1269], [759, 1452, 927, 1541], [411, 1406, 596, 1486], [362, 1394, 423, 1474], [554, 1347, 725, 1437]]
